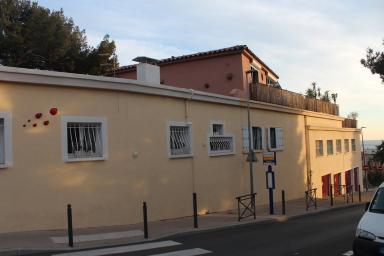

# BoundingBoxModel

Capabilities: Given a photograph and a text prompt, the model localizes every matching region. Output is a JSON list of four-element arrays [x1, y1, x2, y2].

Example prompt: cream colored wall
[[309, 128, 362, 197], [0, 80, 358, 233]]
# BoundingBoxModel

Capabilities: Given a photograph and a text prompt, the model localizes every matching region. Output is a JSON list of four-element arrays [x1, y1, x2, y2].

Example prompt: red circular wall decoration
[[35, 113, 42, 119], [33, 123, 37, 127], [49, 108, 58, 115], [43, 120, 50, 126]]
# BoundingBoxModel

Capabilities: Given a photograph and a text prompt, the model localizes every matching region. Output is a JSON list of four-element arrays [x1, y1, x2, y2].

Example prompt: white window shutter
[[267, 128, 271, 149], [276, 127, 284, 150], [242, 127, 249, 152]]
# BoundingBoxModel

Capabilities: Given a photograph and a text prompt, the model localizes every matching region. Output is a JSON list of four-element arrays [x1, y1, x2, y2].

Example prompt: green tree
[[0, 0, 118, 75], [374, 141, 384, 164], [361, 39, 384, 83], [305, 82, 338, 103]]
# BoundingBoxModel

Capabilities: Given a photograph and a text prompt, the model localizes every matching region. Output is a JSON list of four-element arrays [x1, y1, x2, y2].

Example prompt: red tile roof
[[115, 45, 279, 78]]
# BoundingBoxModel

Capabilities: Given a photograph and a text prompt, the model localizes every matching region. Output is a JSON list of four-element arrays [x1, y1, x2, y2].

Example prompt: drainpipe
[[185, 89, 196, 193], [304, 116, 312, 191]]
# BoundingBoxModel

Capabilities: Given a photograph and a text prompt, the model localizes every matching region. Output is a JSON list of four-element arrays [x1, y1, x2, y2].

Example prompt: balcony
[[249, 83, 339, 116], [342, 118, 357, 128]]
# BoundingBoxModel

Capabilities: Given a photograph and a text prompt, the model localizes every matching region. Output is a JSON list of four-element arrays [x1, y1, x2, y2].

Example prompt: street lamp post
[[361, 127, 368, 191]]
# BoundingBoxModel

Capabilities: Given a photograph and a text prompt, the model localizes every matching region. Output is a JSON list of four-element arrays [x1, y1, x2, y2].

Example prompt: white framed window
[[0, 112, 12, 168], [336, 139, 342, 153], [268, 127, 284, 151], [242, 126, 265, 152], [351, 139, 357, 151], [61, 116, 108, 162], [316, 140, 324, 157], [327, 140, 334, 155], [344, 139, 350, 153], [209, 121, 234, 156], [168, 122, 193, 158]]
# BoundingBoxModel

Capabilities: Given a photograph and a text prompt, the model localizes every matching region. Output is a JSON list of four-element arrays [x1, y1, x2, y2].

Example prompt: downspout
[[185, 89, 196, 193], [304, 116, 312, 191]]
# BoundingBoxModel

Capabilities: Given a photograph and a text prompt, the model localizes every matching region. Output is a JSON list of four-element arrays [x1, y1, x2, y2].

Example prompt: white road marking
[[342, 250, 353, 256], [51, 240, 181, 256], [51, 230, 144, 243], [148, 248, 212, 256]]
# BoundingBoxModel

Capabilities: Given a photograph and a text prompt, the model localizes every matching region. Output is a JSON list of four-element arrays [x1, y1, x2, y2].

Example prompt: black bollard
[[359, 185, 362, 202], [330, 185, 334, 207], [67, 204, 73, 247], [193, 193, 198, 228], [282, 190, 286, 215], [143, 202, 148, 239]]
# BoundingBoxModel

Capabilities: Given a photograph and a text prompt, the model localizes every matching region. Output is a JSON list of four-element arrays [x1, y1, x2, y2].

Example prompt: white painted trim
[[267, 127, 284, 151], [0, 66, 345, 121], [167, 121, 193, 159], [61, 116, 108, 162], [0, 112, 12, 168]]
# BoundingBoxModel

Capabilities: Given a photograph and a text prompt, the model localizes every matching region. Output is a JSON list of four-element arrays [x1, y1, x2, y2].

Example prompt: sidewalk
[[0, 189, 375, 255]]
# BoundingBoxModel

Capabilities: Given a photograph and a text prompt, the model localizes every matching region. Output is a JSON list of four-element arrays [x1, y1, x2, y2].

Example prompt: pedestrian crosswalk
[[52, 240, 212, 256]]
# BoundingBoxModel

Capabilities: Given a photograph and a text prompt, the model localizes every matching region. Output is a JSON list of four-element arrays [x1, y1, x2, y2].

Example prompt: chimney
[[133, 56, 160, 84]]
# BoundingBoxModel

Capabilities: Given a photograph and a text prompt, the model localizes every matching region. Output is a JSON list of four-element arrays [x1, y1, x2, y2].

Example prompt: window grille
[[209, 136, 234, 155], [67, 122, 103, 159], [336, 139, 342, 153], [327, 140, 334, 155], [316, 140, 323, 156], [344, 139, 350, 152], [169, 125, 192, 156], [0, 119, 4, 164]]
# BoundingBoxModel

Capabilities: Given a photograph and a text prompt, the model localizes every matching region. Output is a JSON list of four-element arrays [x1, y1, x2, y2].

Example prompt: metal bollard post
[[143, 202, 148, 239], [193, 193, 198, 228], [282, 190, 286, 215], [359, 185, 362, 202], [330, 185, 334, 207], [67, 204, 74, 247]]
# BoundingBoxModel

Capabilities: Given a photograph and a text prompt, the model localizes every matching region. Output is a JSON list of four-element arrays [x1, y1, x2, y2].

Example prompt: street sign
[[263, 151, 276, 166], [266, 165, 275, 215], [266, 168, 275, 189]]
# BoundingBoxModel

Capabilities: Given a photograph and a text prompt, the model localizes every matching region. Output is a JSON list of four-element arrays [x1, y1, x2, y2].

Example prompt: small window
[[266, 76, 275, 86], [336, 139, 342, 153], [209, 122, 234, 156], [0, 113, 12, 168], [327, 140, 334, 155], [250, 66, 259, 83], [351, 139, 357, 151], [344, 139, 350, 152], [168, 122, 192, 158], [316, 140, 324, 156], [252, 127, 263, 151], [62, 116, 107, 162], [268, 127, 283, 151]]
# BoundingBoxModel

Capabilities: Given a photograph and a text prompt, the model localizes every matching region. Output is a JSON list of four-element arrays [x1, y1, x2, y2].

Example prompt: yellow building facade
[[0, 66, 361, 233]]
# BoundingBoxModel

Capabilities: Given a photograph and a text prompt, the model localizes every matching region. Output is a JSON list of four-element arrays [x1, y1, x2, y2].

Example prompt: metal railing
[[236, 193, 257, 221], [305, 188, 317, 211], [249, 83, 339, 116]]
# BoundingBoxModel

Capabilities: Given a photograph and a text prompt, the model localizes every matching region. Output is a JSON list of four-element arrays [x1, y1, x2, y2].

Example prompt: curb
[[0, 202, 367, 256]]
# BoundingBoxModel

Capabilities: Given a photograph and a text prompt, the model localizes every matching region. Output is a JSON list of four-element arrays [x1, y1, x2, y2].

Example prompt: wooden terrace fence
[[249, 83, 339, 116]]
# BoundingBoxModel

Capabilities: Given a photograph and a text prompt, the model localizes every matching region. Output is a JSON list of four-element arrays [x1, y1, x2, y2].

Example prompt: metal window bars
[[67, 122, 103, 159], [209, 136, 234, 154], [169, 125, 191, 156]]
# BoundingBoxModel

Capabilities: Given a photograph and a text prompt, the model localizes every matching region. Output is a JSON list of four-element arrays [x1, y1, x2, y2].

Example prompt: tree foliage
[[305, 82, 338, 103], [361, 39, 384, 83], [0, 0, 118, 75], [347, 112, 359, 120], [374, 141, 384, 165]]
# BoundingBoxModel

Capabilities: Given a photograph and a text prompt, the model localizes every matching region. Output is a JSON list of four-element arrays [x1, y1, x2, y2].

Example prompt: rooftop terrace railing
[[249, 83, 339, 116]]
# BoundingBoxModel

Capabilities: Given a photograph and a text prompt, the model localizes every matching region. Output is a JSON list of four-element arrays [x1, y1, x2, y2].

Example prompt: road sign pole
[[266, 165, 275, 215]]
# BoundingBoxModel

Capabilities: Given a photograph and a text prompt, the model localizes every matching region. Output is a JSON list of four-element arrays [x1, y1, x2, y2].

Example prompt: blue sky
[[38, 0, 383, 139]]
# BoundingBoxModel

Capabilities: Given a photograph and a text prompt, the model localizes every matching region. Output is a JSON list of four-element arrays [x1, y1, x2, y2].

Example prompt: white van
[[353, 182, 384, 256]]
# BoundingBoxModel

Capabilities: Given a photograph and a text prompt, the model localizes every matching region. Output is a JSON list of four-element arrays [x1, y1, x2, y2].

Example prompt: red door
[[354, 168, 359, 192], [322, 174, 331, 198], [334, 173, 341, 196], [345, 170, 352, 193]]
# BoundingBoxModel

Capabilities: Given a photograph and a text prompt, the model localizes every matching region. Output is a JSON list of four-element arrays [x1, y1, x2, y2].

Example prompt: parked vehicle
[[353, 182, 384, 256]]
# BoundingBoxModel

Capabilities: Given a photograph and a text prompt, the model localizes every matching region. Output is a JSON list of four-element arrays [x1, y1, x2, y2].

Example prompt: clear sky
[[37, 0, 383, 139]]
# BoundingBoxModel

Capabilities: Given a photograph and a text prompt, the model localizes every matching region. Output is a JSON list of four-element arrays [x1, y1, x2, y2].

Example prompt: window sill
[[169, 154, 193, 159], [64, 156, 106, 162], [268, 148, 283, 152], [209, 151, 235, 157], [242, 150, 263, 154], [0, 164, 11, 169]]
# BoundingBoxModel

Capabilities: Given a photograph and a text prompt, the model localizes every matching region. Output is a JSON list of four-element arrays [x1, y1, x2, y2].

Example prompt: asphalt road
[[48, 205, 365, 256]]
